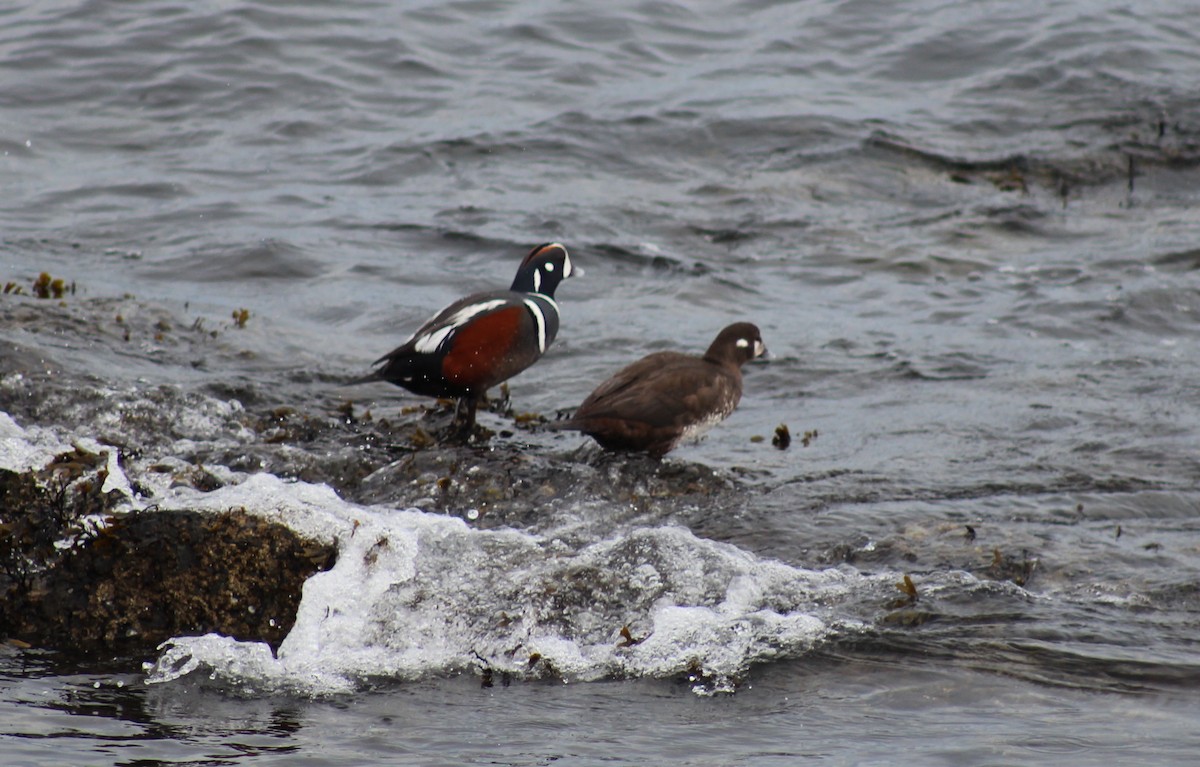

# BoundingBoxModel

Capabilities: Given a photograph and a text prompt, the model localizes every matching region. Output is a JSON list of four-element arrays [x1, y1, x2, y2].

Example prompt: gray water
[[3, 0, 1200, 764]]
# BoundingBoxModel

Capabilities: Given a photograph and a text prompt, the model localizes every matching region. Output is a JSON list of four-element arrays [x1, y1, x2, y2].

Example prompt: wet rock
[[0, 465, 336, 656], [354, 442, 739, 530]]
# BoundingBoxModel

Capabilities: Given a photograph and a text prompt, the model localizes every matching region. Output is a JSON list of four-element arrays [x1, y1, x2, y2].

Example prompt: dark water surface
[[3, 0, 1200, 764]]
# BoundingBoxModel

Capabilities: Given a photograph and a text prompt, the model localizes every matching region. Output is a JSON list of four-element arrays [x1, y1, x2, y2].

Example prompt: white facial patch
[[545, 262, 555, 272], [736, 338, 750, 348], [413, 299, 507, 353], [533, 269, 542, 293], [754, 340, 765, 357], [523, 298, 548, 353]]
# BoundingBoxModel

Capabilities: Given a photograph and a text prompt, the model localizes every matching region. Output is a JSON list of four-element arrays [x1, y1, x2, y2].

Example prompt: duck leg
[[445, 396, 479, 443]]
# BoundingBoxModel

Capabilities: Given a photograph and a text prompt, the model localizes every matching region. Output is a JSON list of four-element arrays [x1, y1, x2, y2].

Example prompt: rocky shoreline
[[0, 294, 747, 656]]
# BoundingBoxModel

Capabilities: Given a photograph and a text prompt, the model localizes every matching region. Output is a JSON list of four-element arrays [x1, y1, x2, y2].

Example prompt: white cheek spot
[[736, 338, 750, 349], [545, 262, 555, 272]]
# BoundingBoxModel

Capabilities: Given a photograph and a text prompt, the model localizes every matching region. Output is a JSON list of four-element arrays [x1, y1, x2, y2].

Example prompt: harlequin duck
[[354, 242, 576, 436], [550, 322, 765, 458]]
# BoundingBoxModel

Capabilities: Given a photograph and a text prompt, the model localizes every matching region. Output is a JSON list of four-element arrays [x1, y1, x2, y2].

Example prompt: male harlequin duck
[[354, 242, 576, 436], [550, 322, 766, 458]]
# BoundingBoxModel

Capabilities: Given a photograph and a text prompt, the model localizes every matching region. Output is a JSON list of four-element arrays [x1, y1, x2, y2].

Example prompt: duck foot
[[412, 398, 496, 446], [481, 383, 512, 417], [440, 398, 493, 445]]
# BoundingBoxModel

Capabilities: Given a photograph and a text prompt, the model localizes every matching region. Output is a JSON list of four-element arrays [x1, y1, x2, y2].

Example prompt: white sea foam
[[0, 411, 70, 473], [72, 436, 133, 498], [143, 473, 855, 695], [0, 412, 874, 696]]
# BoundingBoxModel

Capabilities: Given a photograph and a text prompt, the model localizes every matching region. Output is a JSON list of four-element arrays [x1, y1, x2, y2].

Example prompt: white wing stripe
[[412, 299, 508, 353], [413, 325, 453, 354]]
